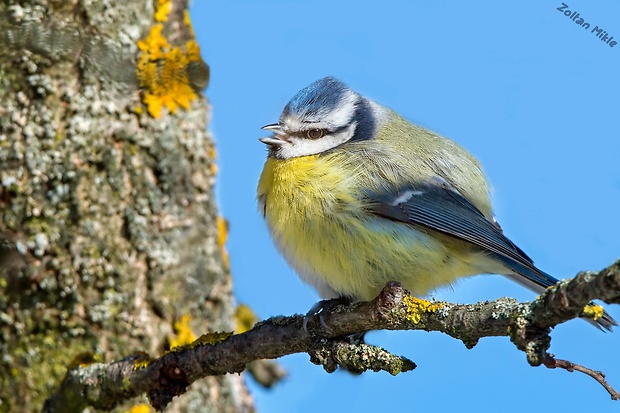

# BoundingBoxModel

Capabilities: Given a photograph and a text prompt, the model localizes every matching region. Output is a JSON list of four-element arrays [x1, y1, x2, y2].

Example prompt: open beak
[[259, 123, 288, 146]]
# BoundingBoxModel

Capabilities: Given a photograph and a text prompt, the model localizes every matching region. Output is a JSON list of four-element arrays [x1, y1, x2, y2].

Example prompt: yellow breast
[[257, 154, 485, 301]]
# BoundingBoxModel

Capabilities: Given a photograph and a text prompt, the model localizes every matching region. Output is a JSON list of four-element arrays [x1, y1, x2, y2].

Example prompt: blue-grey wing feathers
[[367, 182, 617, 331]]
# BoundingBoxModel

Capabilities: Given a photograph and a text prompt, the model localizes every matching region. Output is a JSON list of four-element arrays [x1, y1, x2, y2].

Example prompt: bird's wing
[[365, 178, 617, 331], [365, 178, 552, 287]]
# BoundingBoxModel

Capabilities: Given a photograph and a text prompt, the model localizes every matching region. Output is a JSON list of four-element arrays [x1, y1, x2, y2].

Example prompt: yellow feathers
[[258, 152, 482, 300]]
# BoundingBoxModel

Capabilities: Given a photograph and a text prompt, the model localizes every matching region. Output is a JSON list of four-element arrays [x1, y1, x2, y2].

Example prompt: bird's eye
[[306, 129, 324, 140]]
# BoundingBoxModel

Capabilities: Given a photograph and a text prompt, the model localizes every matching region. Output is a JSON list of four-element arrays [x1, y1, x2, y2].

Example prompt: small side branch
[[544, 354, 620, 400]]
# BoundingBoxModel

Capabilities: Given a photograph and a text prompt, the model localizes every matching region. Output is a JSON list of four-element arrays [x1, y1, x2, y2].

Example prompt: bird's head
[[260, 77, 381, 159]]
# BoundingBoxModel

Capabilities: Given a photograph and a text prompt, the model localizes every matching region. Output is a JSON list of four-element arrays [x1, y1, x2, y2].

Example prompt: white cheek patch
[[283, 117, 304, 132], [321, 90, 358, 129], [390, 189, 424, 206], [278, 124, 356, 158]]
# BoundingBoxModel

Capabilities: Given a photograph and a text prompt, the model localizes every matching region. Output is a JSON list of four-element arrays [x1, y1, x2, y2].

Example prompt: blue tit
[[257, 76, 616, 330]]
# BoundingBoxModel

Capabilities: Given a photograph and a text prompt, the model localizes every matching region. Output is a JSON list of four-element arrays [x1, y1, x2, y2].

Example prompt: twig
[[544, 354, 620, 400]]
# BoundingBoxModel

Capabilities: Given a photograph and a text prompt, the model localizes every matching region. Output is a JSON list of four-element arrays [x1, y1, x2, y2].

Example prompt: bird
[[257, 76, 616, 330]]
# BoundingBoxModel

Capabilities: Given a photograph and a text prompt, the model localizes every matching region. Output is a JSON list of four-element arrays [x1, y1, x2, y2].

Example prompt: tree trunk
[[0, 1, 252, 411]]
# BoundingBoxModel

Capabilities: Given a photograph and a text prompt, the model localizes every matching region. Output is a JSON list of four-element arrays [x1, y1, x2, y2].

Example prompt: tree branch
[[44, 260, 620, 412]]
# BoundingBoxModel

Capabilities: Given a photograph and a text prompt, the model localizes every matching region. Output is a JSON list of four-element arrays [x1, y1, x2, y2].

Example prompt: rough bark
[[0, 1, 251, 412]]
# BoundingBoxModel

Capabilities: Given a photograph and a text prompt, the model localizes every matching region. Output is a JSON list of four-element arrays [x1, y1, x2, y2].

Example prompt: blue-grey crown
[[281, 77, 376, 142], [282, 77, 352, 120]]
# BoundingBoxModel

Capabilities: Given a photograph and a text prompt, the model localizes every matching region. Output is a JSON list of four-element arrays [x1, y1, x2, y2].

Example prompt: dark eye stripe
[[288, 123, 351, 140]]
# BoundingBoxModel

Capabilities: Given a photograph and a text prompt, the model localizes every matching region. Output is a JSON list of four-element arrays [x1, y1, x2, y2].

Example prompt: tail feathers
[[497, 256, 617, 331]]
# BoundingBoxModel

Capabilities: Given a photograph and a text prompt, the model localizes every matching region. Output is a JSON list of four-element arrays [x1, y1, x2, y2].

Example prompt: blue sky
[[191, 1, 620, 411]]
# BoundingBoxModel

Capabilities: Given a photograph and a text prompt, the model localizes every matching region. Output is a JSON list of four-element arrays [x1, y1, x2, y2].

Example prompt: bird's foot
[[303, 296, 353, 333]]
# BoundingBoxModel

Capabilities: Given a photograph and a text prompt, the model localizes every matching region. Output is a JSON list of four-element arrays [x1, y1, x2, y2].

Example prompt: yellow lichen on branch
[[583, 303, 604, 321], [402, 296, 444, 325], [194, 332, 233, 346], [132, 352, 153, 370], [168, 317, 233, 351]]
